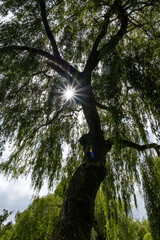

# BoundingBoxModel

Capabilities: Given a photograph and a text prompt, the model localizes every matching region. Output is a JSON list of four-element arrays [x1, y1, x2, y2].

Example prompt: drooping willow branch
[[37, 102, 69, 129], [25, 102, 69, 141]]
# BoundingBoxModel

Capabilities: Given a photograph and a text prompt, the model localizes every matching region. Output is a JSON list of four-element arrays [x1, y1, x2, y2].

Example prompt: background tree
[[143, 233, 153, 240], [0, 209, 13, 239], [0, 193, 62, 240], [0, 186, 152, 240], [93, 188, 151, 240], [0, 0, 160, 239]]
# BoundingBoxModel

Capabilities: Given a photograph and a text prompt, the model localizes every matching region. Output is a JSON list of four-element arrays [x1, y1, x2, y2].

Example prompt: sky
[[0, 175, 52, 223], [0, 144, 51, 223]]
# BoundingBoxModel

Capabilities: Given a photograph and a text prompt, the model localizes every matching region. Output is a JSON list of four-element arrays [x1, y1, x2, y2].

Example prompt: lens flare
[[90, 148, 94, 158]]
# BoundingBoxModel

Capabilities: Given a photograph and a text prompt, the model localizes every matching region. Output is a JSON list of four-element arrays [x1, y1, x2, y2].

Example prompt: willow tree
[[0, 0, 160, 239]]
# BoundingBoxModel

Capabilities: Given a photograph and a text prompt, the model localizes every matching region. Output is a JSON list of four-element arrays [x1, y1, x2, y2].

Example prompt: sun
[[62, 84, 87, 104], [64, 87, 75, 101]]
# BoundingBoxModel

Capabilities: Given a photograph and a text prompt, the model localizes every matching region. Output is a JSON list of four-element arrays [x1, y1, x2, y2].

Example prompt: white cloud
[[0, 175, 50, 223], [0, 142, 53, 222], [0, 176, 31, 221]]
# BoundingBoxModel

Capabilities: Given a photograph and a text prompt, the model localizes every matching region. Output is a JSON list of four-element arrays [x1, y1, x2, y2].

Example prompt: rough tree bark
[[52, 161, 106, 240]]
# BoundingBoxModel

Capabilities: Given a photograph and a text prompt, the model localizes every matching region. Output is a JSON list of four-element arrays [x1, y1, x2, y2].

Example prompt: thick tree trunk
[[52, 132, 111, 240], [52, 161, 106, 240], [52, 80, 110, 240]]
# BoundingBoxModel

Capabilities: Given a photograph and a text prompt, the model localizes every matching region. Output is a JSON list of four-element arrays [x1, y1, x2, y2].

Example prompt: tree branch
[[122, 139, 160, 156], [87, 0, 123, 55], [82, 6, 112, 78], [4, 80, 30, 100], [47, 62, 73, 84], [107, 138, 160, 156], [54, 58, 80, 80], [30, 102, 69, 137], [1, 45, 56, 61], [38, 0, 80, 79], [83, 0, 128, 78], [99, 4, 128, 54], [128, 17, 153, 39], [1, 45, 80, 80], [125, 0, 156, 13], [45, 102, 69, 126], [39, 0, 60, 57], [95, 101, 109, 111]]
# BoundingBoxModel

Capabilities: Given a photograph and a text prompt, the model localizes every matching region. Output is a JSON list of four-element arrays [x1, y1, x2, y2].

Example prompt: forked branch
[[1, 45, 80, 81], [83, 0, 128, 78], [99, 3, 128, 53]]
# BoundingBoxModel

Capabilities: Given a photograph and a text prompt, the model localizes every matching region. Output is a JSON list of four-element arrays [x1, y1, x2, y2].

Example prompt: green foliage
[[94, 189, 151, 240], [142, 156, 160, 240], [0, 210, 13, 239], [0, 193, 63, 240], [0, 179, 67, 240], [143, 233, 153, 240], [0, 0, 160, 237], [118, 218, 150, 240], [0, 210, 12, 228], [0, 187, 152, 240]]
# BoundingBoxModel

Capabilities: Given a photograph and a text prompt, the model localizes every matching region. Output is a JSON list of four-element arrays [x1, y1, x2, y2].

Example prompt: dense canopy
[[0, 0, 160, 239]]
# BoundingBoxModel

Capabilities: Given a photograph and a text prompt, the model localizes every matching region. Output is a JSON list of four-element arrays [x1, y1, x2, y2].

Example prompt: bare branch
[[39, 0, 60, 58]]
